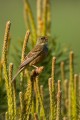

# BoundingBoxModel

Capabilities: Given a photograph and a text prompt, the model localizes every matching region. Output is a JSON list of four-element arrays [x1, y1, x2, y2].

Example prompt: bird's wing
[[19, 44, 44, 69]]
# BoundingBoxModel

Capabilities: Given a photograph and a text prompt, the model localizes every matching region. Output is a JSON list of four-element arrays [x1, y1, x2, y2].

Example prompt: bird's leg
[[32, 65, 38, 69]]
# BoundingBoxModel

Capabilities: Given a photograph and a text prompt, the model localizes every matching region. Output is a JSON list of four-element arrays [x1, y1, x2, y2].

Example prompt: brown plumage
[[12, 36, 48, 82]]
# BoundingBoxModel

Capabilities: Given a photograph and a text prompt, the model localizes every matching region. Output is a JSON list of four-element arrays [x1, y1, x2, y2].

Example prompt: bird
[[12, 36, 48, 82]]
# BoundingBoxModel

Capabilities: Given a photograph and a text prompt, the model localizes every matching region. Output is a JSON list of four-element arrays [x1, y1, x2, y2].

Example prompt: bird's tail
[[11, 67, 25, 83]]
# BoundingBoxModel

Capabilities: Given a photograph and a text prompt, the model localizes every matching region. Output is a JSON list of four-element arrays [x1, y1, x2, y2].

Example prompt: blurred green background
[[0, 0, 80, 73]]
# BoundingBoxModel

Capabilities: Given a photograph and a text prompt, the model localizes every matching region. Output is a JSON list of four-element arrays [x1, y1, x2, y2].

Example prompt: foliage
[[0, 0, 79, 120], [0, 21, 80, 120]]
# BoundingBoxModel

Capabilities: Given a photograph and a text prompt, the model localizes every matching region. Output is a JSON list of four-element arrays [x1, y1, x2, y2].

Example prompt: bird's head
[[36, 36, 48, 45]]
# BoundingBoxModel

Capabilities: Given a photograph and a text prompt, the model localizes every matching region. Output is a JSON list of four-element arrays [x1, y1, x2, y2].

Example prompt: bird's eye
[[41, 37, 43, 39], [41, 36, 45, 40]]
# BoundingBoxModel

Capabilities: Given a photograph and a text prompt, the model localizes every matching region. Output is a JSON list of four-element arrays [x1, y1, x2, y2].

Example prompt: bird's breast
[[29, 45, 48, 66]]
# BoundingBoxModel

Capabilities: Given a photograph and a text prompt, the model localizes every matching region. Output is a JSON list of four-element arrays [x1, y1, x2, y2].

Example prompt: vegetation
[[0, 0, 80, 120]]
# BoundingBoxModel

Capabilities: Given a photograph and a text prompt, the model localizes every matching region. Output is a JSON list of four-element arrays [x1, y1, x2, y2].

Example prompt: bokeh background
[[0, 0, 80, 73]]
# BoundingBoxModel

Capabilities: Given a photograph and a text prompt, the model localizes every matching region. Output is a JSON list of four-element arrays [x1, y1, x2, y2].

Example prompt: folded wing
[[19, 44, 44, 70]]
